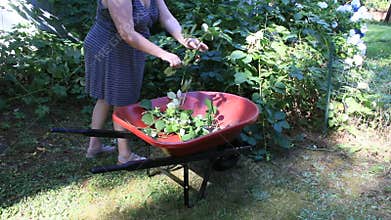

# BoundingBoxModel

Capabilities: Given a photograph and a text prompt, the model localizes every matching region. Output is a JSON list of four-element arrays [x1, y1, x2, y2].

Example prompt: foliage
[[0, 25, 85, 117], [140, 91, 219, 141], [364, 0, 390, 11], [44, 0, 96, 39], [329, 23, 391, 129], [145, 0, 367, 148], [1, 0, 386, 151]]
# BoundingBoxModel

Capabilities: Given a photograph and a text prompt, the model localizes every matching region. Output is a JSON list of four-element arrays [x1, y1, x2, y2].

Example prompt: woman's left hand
[[183, 38, 209, 52]]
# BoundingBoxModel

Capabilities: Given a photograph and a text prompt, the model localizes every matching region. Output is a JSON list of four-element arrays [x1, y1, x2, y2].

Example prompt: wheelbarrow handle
[[50, 128, 134, 139], [91, 145, 254, 174]]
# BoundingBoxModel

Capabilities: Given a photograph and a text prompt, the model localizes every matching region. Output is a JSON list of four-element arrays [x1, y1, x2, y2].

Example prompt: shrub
[[0, 25, 85, 117], [364, 0, 390, 11], [145, 0, 365, 149]]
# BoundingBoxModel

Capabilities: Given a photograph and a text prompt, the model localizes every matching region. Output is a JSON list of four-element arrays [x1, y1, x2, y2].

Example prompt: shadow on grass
[[0, 131, 111, 208], [95, 161, 308, 220], [1, 102, 260, 218], [0, 102, 142, 210]]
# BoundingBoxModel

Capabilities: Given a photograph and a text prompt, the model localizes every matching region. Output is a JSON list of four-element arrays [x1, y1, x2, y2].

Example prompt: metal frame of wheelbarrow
[[51, 128, 252, 208]]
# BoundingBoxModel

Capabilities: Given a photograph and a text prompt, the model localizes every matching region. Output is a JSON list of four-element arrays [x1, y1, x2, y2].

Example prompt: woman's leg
[[113, 106, 132, 160], [88, 99, 111, 151]]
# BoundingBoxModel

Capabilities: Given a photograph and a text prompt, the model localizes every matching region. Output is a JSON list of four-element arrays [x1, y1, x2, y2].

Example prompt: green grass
[[364, 23, 391, 59], [1, 24, 391, 219], [361, 23, 391, 126]]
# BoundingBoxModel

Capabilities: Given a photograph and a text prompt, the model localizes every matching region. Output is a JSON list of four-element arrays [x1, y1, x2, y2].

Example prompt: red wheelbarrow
[[52, 91, 259, 207]]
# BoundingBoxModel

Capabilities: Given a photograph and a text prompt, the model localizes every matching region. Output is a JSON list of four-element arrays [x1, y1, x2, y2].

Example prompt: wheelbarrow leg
[[147, 146, 152, 177], [198, 158, 214, 200], [183, 163, 190, 208]]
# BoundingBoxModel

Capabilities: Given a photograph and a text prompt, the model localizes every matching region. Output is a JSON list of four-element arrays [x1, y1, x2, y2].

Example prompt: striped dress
[[84, 0, 159, 106]]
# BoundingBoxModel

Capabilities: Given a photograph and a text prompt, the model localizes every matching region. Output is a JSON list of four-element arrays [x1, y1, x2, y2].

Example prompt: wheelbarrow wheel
[[212, 151, 240, 171]]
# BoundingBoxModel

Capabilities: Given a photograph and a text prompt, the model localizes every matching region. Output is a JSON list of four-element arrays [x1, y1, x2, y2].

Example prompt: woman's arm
[[106, 0, 181, 67], [156, 0, 208, 52]]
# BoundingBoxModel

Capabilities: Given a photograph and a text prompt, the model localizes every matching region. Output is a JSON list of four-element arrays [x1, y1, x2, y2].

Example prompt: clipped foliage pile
[[140, 91, 219, 141]]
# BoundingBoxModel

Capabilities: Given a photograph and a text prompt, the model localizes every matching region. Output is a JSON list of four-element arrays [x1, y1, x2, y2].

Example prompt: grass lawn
[[364, 23, 391, 59], [1, 23, 390, 219]]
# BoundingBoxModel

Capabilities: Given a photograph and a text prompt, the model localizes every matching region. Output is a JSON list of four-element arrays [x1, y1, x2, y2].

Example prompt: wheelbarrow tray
[[113, 91, 259, 156]]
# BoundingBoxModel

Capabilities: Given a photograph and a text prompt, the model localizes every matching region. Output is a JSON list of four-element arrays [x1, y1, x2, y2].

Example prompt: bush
[[46, 0, 96, 39], [364, 0, 390, 11], [145, 0, 364, 149], [0, 25, 85, 117]]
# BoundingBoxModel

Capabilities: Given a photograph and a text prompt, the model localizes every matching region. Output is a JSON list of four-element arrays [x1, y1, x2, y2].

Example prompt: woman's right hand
[[160, 52, 182, 68]]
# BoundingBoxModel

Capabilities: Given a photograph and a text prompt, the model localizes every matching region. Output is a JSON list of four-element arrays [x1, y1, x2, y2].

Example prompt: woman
[[84, 0, 208, 164]]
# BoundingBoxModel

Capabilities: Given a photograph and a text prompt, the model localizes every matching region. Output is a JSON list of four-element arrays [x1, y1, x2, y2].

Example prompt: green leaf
[[194, 117, 204, 127], [201, 128, 209, 135], [274, 133, 292, 149], [205, 98, 217, 115], [242, 55, 253, 64], [294, 13, 303, 20], [273, 122, 283, 133], [181, 133, 195, 141], [167, 92, 177, 99], [142, 128, 153, 136], [165, 107, 176, 116], [251, 93, 262, 104], [274, 81, 286, 89], [139, 99, 152, 110], [289, 66, 304, 80], [230, 50, 247, 61], [274, 111, 286, 121], [273, 120, 290, 133], [271, 42, 286, 57], [344, 97, 373, 115], [165, 124, 173, 133], [273, 82, 286, 94], [234, 72, 247, 84], [205, 98, 212, 110], [141, 112, 155, 126], [281, 121, 290, 129], [212, 19, 222, 26], [164, 67, 176, 76], [240, 133, 257, 146], [155, 120, 166, 132], [171, 123, 179, 132], [180, 111, 190, 120], [52, 85, 67, 97], [181, 129, 196, 141], [35, 105, 50, 118]]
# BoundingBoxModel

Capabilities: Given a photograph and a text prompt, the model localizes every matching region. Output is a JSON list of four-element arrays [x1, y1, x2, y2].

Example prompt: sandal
[[86, 145, 116, 158], [117, 153, 146, 165]]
